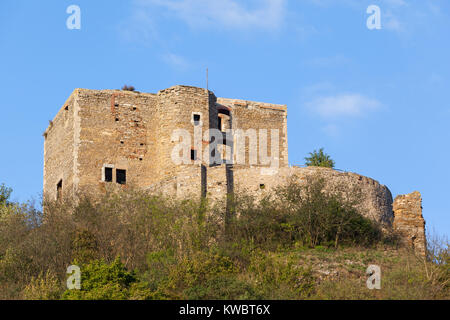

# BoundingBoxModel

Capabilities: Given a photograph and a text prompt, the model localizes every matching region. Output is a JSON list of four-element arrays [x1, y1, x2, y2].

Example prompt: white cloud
[[306, 94, 382, 118], [162, 53, 190, 70], [135, 0, 286, 31]]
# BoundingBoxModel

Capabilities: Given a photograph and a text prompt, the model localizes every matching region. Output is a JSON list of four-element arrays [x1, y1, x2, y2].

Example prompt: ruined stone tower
[[43, 85, 288, 201]]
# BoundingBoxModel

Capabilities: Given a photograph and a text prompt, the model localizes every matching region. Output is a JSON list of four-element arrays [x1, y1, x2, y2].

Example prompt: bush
[[121, 85, 135, 91], [229, 175, 382, 249], [23, 271, 63, 300], [166, 251, 237, 291], [62, 258, 151, 300]]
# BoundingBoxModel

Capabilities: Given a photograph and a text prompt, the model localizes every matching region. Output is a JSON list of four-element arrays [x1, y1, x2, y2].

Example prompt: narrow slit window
[[105, 167, 113, 182], [218, 116, 223, 132], [191, 149, 197, 161], [57, 180, 63, 200], [116, 169, 127, 185]]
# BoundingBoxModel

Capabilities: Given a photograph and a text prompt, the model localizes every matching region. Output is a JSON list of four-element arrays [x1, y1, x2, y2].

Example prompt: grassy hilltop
[[0, 178, 448, 300]]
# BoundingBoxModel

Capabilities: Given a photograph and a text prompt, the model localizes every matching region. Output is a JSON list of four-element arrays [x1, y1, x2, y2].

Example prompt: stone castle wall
[[43, 93, 77, 200], [147, 165, 395, 226]]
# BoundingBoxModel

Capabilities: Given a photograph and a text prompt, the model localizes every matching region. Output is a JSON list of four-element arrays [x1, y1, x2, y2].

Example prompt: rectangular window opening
[[193, 114, 201, 125], [116, 169, 127, 185], [105, 167, 113, 182]]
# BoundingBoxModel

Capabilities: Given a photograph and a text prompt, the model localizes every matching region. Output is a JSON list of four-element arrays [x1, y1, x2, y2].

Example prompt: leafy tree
[[304, 148, 335, 168], [0, 184, 12, 206]]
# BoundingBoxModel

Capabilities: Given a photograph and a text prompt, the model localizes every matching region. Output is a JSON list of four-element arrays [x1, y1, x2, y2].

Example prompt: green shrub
[[62, 258, 151, 300], [144, 249, 177, 290], [167, 251, 236, 289]]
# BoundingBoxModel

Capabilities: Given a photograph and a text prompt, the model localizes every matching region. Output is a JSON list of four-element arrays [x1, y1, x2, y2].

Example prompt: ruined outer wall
[[217, 98, 288, 168], [393, 192, 426, 257], [231, 166, 394, 226], [43, 91, 77, 200], [75, 89, 158, 195], [152, 165, 394, 226]]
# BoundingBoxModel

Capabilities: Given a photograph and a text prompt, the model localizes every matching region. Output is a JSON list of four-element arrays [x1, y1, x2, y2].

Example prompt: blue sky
[[0, 0, 449, 236]]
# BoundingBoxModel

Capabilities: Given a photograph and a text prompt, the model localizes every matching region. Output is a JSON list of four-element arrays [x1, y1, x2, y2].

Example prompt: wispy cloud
[[301, 83, 384, 137], [161, 53, 190, 70], [306, 94, 382, 118], [135, 0, 286, 31], [306, 0, 443, 35]]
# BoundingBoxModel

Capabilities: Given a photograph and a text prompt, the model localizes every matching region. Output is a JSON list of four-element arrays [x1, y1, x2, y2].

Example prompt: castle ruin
[[43, 85, 426, 256]]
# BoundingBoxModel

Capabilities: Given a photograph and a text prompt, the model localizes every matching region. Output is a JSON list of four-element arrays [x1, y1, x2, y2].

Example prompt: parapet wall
[[148, 165, 395, 227]]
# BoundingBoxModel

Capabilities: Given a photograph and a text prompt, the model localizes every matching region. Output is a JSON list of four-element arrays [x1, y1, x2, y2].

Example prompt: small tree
[[304, 148, 335, 168], [0, 183, 12, 205]]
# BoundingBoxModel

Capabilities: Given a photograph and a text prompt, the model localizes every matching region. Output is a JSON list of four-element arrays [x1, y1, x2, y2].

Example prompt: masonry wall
[[393, 192, 427, 257], [44, 85, 289, 201], [43, 91, 77, 200], [155, 86, 214, 182], [217, 98, 288, 168], [231, 166, 394, 226], [150, 165, 394, 227], [75, 89, 158, 195]]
